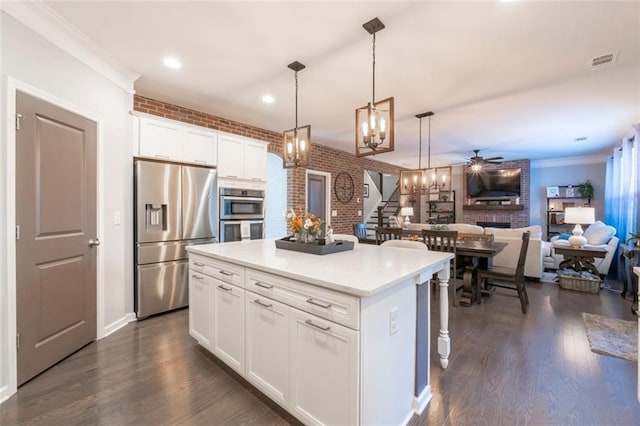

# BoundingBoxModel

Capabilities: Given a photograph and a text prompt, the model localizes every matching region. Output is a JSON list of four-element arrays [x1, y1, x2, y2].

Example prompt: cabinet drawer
[[190, 254, 245, 288], [246, 269, 360, 330]]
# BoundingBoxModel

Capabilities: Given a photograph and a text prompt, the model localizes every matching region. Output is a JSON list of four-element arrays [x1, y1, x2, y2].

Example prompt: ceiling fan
[[467, 149, 503, 169]]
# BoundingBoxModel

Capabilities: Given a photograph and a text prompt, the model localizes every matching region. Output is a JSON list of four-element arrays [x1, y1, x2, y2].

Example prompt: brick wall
[[134, 95, 404, 234], [461, 159, 531, 228]]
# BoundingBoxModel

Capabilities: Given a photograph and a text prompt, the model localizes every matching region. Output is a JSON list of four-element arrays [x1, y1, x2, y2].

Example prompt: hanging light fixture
[[283, 61, 310, 168], [355, 17, 394, 157], [400, 111, 451, 195]]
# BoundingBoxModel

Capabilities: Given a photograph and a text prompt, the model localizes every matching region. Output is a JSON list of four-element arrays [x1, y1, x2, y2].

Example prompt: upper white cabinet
[[138, 116, 182, 160], [135, 115, 217, 166], [183, 128, 218, 166], [218, 135, 267, 182]]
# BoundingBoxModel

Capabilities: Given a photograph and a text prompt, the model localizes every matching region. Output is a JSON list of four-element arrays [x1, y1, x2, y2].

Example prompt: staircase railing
[[376, 185, 400, 228]]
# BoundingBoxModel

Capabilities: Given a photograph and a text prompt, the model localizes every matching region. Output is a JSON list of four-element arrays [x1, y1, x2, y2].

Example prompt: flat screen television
[[466, 168, 521, 198]]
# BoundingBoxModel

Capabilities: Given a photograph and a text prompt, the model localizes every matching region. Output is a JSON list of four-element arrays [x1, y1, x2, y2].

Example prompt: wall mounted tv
[[467, 168, 521, 198]]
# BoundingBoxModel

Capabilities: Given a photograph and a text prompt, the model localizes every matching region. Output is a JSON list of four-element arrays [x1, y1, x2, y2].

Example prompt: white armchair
[[543, 221, 619, 276]]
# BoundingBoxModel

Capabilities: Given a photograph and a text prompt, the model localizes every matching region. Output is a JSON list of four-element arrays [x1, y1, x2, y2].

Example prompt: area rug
[[540, 271, 558, 284], [581, 312, 638, 362]]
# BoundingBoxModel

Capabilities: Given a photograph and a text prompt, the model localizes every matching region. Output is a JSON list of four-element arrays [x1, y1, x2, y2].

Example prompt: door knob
[[89, 238, 101, 247]]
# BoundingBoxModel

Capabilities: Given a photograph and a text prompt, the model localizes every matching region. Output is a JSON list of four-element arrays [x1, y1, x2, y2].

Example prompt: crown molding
[[1, 1, 140, 93], [531, 154, 609, 169]]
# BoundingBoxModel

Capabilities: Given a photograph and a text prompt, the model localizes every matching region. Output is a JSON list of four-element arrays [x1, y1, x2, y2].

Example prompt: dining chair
[[477, 231, 530, 313], [421, 229, 459, 305], [375, 227, 403, 245], [353, 223, 368, 240], [380, 239, 428, 251], [332, 234, 359, 245]]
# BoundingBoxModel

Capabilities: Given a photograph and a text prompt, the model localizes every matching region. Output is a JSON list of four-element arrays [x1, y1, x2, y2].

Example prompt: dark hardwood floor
[[1, 278, 638, 425]]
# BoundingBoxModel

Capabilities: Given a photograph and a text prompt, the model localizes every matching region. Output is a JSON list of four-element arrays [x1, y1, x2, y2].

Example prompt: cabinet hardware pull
[[195, 160, 206, 164], [217, 284, 233, 292], [254, 299, 272, 308], [306, 298, 332, 309], [252, 178, 262, 181], [305, 319, 331, 331], [219, 270, 233, 276], [193, 261, 205, 266], [154, 155, 170, 159], [254, 281, 273, 289], [191, 274, 204, 280], [226, 175, 238, 179]]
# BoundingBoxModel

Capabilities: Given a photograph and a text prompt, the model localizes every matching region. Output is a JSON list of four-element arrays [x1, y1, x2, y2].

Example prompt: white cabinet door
[[212, 279, 245, 375], [217, 136, 245, 179], [289, 310, 359, 426], [189, 272, 212, 349], [244, 140, 267, 182], [138, 117, 182, 160], [183, 128, 217, 166], [245, 292, 290, 406]]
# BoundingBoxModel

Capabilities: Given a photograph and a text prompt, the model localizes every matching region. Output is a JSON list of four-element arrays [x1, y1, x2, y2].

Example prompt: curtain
[[604, 123, 639, 253]]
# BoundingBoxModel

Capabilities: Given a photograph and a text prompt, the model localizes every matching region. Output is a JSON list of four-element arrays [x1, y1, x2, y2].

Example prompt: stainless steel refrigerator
[[134, 159, 217, 318]]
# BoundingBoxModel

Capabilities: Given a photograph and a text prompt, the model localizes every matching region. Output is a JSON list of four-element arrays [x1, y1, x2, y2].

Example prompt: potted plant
[[578, 180, 594, 199], [626, 232, 640, 247]]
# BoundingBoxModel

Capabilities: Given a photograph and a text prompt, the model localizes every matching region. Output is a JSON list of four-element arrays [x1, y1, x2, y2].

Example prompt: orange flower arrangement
[[286, 209, 323, 243]]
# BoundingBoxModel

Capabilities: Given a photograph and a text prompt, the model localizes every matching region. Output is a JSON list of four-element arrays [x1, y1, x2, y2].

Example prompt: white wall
[[1, 10, 135, 401], [531, 156, 607, 238]]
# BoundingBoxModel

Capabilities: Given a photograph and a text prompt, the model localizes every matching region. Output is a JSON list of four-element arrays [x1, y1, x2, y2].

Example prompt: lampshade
[[564, 207, 595, 225], [400, 207, 414, 217]]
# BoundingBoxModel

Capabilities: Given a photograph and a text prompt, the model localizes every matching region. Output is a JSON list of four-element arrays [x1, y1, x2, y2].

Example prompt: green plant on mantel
[[578, 180, 594, 199]]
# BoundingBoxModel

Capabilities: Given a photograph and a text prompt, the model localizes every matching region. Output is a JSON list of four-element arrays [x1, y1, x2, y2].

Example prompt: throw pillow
[[583, 221, 616, 245], [558, 233, 570, 240]]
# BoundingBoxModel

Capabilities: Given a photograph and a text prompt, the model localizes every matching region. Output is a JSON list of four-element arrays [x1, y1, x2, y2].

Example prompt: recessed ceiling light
[[163, 57, 182, 69], [262, 94, 276, 104]]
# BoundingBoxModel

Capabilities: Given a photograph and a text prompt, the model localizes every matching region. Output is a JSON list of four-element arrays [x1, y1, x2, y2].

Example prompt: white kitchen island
[[186, 239, 453, 425]]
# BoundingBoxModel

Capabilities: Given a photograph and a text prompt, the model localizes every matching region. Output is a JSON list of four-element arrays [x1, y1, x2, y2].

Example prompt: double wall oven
[[219, 187, 265, 242]]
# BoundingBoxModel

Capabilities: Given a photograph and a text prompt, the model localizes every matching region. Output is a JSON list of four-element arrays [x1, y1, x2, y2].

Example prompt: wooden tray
[[275, 236, 354, 255]]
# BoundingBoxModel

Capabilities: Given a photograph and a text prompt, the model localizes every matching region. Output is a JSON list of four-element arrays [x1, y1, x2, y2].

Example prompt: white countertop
[[187, 239, 453, 297]]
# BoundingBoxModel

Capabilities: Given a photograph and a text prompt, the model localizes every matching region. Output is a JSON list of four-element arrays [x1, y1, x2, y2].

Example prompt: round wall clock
[[334, 172, 355, 203]]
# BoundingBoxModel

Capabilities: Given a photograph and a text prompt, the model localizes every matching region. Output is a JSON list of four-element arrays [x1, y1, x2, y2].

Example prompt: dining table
[[400, 229, 507, 306], [455, 240, 508, 306]]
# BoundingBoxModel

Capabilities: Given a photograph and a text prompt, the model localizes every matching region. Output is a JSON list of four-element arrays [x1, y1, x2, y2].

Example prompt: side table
[[554, 245, 607, 277], [619, 243, 639, 315]]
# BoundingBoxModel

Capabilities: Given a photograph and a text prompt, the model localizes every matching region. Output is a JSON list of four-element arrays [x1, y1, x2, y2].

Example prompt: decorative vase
[[296, 231, 316, 244]]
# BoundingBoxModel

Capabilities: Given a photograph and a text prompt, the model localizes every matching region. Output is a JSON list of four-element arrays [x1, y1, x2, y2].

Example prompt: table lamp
[[564, 207, 595, 248], [400, 207, 414, 228]]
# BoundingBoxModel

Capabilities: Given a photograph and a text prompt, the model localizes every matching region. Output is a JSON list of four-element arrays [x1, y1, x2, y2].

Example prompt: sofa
[[405, 223, 544, 279], [543, 221, 618, 276]]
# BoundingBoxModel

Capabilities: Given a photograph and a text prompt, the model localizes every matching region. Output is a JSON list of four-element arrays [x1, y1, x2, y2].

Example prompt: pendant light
[[400, 111, 451, 195], [283, 61, 310, 168], [355, 17, 394, 158]]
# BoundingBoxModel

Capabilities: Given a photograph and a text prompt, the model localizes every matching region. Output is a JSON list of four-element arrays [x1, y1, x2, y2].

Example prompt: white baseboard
[[102, 312, 136, 338], [0, 385, 13, 405], [412, 385, 433, 415]]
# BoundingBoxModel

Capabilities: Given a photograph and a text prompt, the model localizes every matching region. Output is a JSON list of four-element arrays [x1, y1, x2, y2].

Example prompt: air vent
[[589, 52, 618, 69]]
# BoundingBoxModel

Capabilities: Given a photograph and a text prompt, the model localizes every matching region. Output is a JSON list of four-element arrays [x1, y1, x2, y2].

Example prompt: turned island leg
[[437, 266, 450, 369]]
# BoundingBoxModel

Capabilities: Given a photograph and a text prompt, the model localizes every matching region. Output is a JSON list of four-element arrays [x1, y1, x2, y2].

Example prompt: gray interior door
[[307, 173, 327, 219], [16, 91, 98, 385]]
